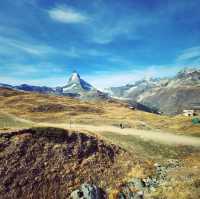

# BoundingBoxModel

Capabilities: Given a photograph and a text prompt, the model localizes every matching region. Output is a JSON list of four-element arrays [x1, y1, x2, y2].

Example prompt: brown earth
[[0, 127, 134, 199]]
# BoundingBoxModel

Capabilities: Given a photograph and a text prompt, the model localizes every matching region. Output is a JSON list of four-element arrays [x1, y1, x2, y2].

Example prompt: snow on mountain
[[106, 67, 200, 114], [0, 71, 108, 100], [105, 78, 161, 99], [61, 71, 95, 95]]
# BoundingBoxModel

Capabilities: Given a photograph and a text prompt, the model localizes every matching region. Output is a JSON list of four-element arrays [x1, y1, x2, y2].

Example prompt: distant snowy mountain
[[106, 68, 200, 114], [0, 71, 108, 100], [1, 68, 200, 114], [61, 71, 95, 94], [15, 84, 55, 94], [0, 83, 14, 89], [105, 78, 161, 99], [57, 71, 108, 99]]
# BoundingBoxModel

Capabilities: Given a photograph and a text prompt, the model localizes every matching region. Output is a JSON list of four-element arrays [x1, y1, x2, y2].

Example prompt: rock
[[154, 163, 160, 167], [166, 159, 180, 169], [143, 177, 158, 189], [118, 191, 144, 199], [70, 183, 106, 199]]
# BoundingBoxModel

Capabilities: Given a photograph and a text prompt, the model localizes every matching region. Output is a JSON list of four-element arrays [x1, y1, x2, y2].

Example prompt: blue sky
[[0, 0, 200, 89]]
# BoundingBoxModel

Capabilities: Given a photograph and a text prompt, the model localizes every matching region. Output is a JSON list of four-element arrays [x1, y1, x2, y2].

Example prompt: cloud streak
[[0, 35, 99, 59], [48, 6, 88, 24], [176, 46, 200, 63]]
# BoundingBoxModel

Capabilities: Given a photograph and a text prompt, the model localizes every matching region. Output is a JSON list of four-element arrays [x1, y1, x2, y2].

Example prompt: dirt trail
[[39, 123, 200, 147], [2, 112, 200, 147]]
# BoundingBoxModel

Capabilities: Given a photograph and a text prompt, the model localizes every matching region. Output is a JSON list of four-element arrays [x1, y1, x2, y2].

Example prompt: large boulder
[[70, 183, 106, 199]]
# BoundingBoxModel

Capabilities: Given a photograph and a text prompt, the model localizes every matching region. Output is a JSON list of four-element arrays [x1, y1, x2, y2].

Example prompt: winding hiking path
[[39, 123, 200, 147]]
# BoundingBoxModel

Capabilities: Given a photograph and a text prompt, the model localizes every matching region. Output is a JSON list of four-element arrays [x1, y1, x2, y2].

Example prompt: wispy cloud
[[0, 35, 57, 56], [89, 15, 145, 44], [0, 35, 91, 58], [48, 6, 88, 24], [0, 62, 68, 87], [176, 46, 200, 63]]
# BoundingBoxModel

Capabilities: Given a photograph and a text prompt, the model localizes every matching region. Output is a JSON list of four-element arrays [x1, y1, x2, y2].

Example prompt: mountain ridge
[[105, 68, 200, 114], [1, 68, 200, 114], [0, 71, 108, 100]]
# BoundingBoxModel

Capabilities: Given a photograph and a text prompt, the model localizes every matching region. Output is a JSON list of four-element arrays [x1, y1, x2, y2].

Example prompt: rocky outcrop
[[116, 160, 181, 199], [70, 183, 106, 199]]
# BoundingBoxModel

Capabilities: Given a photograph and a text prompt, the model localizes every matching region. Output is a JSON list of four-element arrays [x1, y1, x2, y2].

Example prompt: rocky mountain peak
[[68, 71, 81, 84], [61, 71, 95, 95]]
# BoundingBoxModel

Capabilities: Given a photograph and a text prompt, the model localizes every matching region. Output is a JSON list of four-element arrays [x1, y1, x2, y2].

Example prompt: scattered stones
[[117, 178, 145, 199], [70, 183, 106, 199], [117, 160, 182, 198]]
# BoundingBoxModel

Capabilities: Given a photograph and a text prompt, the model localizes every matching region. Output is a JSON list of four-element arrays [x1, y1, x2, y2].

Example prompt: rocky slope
[[58, 71, 108, 100], [106, 68, 200, 115]]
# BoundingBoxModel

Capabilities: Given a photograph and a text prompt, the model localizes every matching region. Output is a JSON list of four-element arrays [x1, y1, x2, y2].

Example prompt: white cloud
[[48, 6, 88, 24]]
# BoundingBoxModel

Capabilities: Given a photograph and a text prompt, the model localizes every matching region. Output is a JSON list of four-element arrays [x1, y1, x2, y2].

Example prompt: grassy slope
[[0, 112, 34, 132]]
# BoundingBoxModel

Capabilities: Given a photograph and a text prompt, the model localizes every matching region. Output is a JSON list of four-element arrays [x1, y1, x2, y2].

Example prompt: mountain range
[[1, 68, 200, 115], [106, 68, 200, 114], [0, 71, 108, 100]]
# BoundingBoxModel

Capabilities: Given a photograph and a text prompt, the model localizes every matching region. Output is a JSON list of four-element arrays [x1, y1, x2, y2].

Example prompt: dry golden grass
[[0, 88, 199, 136], [147, 151, 200, 199]]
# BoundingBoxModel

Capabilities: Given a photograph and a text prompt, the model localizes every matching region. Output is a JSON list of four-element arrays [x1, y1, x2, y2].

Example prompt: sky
[[0, 0, 200, 89]]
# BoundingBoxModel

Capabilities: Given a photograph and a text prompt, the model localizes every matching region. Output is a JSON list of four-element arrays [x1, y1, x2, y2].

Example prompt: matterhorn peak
[[68, 71, 81, 84]]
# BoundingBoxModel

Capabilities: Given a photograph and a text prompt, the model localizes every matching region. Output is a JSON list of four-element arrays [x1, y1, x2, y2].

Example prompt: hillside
[[0, 127, 132, 198], [0, 87, 200, 136]]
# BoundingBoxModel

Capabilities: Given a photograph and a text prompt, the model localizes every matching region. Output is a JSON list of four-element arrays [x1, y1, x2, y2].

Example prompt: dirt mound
[[0, 127, 128, 198]]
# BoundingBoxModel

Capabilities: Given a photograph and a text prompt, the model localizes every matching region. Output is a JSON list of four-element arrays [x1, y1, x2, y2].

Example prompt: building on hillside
[[183, 104, 200, 116], [129, 106, 136, 110], [183, 110, 195, 116]]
